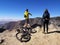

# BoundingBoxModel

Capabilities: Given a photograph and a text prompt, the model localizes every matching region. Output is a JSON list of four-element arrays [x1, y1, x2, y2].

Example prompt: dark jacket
[[42, 9, 50, 22]]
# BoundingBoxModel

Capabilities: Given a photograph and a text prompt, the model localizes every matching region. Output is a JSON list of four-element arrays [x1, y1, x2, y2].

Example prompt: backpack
[[24, 11, 29, 18], [43, 13, 50, 19], [24, 15, 27, 18]]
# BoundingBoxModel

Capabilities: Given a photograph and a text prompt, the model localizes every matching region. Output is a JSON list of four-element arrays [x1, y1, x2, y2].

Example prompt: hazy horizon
[[0, 16, 60, 21]]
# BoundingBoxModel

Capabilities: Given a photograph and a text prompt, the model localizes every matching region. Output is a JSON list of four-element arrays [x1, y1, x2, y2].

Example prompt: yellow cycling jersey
[[24, 11, 29, 19]]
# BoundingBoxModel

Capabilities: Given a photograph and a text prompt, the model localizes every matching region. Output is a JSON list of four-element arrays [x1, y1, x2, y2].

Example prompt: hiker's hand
[[29, 13, 32, 16], [45, 18, 49, 20], [30, 14, 32, 16]]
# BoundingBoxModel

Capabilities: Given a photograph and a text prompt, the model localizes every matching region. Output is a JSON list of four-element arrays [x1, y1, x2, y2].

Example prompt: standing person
[[24, 9, 32, 27], [42, 9, 50, 34]]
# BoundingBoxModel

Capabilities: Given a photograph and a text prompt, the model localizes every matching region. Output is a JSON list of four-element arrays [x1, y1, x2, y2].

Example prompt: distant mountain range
[[0, 19, 20, 24], [0, 21, 10, 24], [0, 17, 60, 30]]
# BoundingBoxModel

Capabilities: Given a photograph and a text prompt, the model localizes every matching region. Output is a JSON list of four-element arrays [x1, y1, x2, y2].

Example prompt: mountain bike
[[16, 27, 31, 42]]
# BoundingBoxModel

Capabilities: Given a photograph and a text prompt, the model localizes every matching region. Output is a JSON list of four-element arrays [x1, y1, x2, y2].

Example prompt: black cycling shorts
[[25, 19, 29, 24]]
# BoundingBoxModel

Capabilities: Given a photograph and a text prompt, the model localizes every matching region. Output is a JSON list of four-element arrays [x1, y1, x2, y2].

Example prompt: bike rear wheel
[[20, 35, 31, 42]]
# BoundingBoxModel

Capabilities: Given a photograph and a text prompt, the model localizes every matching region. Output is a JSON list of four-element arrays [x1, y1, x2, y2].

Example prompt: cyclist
[[23, 9, 32, 28]]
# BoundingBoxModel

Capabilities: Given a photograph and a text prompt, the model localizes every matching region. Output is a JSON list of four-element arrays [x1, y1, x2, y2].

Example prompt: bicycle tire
[[20, 35, 31, 42]]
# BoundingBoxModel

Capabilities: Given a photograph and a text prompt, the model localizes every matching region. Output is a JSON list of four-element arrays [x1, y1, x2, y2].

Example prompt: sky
[[0, 0, 60, 20]]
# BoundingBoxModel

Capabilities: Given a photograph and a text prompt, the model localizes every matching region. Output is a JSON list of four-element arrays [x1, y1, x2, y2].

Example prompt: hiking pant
[[43, 21, 49, 33], [25, 19, 29, 24]]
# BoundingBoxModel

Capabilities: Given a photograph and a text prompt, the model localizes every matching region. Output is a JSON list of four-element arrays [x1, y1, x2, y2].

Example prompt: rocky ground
[[0, 23, 60, 45]]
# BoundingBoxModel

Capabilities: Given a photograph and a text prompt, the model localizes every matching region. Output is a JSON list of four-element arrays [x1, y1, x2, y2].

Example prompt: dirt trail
[[0, 24, 60, 45]]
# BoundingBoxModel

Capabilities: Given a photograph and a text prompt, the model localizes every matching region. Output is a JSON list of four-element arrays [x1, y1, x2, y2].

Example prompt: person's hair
[[26, 9, 28, 12], [44, 9, 49, 13]]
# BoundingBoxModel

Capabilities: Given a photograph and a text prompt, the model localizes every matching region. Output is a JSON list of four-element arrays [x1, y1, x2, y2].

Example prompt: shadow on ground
[[48, 30, 60, 34], [0, 28, 6, 33], [31, 23, 42, 28], [57, 25, 60, 27], [0, 39, 5, 44]]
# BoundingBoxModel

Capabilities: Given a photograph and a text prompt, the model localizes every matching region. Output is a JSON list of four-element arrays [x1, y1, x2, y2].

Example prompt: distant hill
[[0, 19, 19, 24], [0, 21, 10, 25], [0, 17, 60, 30]]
